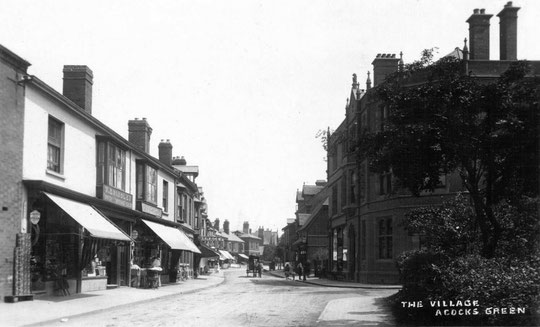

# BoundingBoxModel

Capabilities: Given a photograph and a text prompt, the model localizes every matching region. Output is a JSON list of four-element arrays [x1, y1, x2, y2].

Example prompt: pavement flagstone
[[1, 271, 225, 327]]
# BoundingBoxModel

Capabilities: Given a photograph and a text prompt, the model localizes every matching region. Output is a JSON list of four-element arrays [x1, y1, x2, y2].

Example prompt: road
[[41, 268, 397, 327]]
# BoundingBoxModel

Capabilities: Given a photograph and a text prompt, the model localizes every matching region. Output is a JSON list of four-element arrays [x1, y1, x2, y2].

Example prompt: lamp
[[30, 210, 41, 246]]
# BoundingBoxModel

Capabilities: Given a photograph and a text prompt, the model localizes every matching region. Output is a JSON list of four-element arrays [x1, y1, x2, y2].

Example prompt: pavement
[[1, 270, 226, 327], [1, 267, 401, 327], [267, 269, 402, 290]]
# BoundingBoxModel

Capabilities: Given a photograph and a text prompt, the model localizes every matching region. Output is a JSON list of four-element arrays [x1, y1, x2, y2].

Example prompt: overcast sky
[[2, 0, 539, 233]]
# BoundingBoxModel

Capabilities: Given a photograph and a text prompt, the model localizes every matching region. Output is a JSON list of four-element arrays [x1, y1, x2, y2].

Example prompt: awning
[[198, 243, 220, 258], [219, 250, 234, 260], [142, 220, 201, 253], [44, 193, 130, 241], [238, 254, 249, 260]]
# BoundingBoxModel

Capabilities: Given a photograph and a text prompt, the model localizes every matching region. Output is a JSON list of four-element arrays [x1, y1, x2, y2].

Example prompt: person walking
[[284, 263, 291, 280], [303, 260, 310, 281], [296, 262, 304, 281], [257, 261, 263, 278]]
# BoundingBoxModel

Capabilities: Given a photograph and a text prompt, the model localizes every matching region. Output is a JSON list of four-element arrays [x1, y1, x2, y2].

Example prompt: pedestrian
[[284, 263, 290, 280], [257, 261, 263, 278], [303, 260, 310, 281], [296, 262, 303, 281]]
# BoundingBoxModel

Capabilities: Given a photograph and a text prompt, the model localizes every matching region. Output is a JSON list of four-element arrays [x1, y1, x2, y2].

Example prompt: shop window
[[378, 218, 393, 259], [97, 141, 126, 191], [342, 225, 349, 271], [47, 116, 64, 173]]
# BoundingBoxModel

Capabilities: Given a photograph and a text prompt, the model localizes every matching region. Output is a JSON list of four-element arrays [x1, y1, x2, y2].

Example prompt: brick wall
[[0, 45, 30, 297]]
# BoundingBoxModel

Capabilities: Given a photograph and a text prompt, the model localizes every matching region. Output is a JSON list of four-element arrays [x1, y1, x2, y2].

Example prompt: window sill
[[46, 169, 65, 181]]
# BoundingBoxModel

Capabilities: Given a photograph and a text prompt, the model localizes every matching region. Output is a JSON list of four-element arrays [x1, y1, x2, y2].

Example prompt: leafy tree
[[360, 52, 540, 258], [261, 244, 276, 262]]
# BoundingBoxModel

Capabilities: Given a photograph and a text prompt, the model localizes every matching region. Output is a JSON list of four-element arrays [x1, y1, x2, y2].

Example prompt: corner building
[[328, 2, 540, 284]]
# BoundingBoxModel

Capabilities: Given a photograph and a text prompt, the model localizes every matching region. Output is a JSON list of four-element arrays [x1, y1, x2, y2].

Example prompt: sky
[[2, 0, 539, 233]]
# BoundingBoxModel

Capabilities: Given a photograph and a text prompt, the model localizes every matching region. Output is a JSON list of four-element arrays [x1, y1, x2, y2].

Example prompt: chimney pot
[[474, 8, 479, 14]]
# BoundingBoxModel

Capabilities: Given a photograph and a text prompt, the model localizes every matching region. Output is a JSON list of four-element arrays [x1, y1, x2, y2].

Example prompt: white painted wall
[[23, 87, 97, 196]]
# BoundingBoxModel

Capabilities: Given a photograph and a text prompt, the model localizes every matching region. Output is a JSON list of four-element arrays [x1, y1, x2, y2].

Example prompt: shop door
[[109, 245, 128, 286]]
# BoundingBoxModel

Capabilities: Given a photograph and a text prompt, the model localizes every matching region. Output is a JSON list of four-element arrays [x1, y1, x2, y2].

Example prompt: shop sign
[[140, 202, 162, 218], [100, 185, 133, 208]]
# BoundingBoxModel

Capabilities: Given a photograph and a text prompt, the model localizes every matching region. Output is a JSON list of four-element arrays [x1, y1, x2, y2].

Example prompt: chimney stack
[[158, 139, 173, 166], [243, 221, 249, 234], [214, 218, 220, 231], [63, 65, 93, 114], [467, 8, 493, 60], [497, 1, 520, 60], [223, 220, 230, 235], [371, 54, 400, 87], [128, 118, 152, 153]]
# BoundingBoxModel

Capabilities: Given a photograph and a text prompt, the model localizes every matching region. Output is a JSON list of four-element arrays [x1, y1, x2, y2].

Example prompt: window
[[146, 167, 157, 203], [378, 218, 393, 259], [182, 195, 187, 221], [97, 141, 126, 190], [350, 171, 357, 204], [341, 178, 347, 209], [162, 180, 168, 212], [47, 117, 64, 173], [360, 162, 367, 204], [361, 220, 366, 260], [379, 171, 392, 195], [188, 198, 193, 225], [379, 106, 388, 131], [331, 186, 338, 215], [136, 162, 158, 204]]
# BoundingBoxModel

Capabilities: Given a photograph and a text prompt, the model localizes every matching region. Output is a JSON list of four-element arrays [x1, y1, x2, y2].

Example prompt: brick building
[[0, 45, 204, 300], [295, 181, 329, 274], [0, 46, 31, 298], [328, 2, 540, 284]]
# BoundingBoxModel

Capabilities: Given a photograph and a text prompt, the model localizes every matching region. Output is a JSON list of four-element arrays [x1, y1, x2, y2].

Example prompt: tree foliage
[[359, 52, 540, 257]]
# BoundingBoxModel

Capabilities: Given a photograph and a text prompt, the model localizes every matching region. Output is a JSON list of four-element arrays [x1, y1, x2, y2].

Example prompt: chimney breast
[[158, 139, 173, 166], [128, 118, 152, 153], [63, 65, 93, 114], [466, 9, 493, 60], [371, 54, 400, 87], [223, 220, 230, 235], [497, 1, 520, 60]]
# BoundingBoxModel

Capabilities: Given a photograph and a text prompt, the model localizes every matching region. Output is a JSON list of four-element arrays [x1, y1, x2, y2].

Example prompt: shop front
[[196, 243, 220, 275], [29, 192, 131, 296], [130, 220, 200, 287]]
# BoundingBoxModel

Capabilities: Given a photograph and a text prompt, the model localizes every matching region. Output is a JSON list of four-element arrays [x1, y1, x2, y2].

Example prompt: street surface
[[39, 268, 397, 327]]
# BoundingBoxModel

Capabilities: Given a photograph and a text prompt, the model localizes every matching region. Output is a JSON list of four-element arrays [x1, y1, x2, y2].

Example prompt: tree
[[360, 53, 540, 258]]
